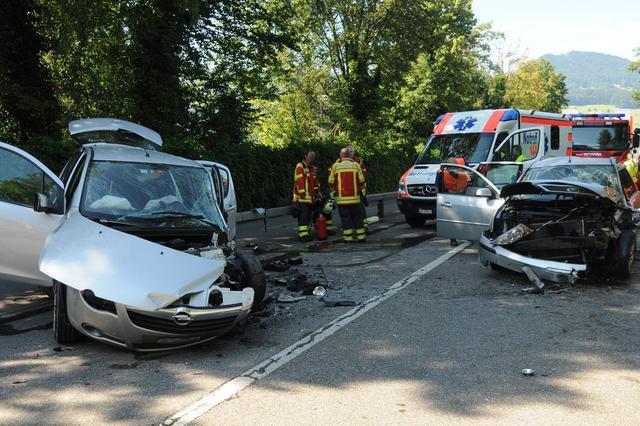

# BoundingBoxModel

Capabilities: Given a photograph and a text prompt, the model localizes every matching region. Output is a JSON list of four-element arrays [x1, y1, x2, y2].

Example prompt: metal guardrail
[[237, 191, 397, 223]]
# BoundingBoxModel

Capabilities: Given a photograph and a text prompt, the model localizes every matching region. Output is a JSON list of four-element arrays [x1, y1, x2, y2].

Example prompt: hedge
[[13, 136, 413, 212]]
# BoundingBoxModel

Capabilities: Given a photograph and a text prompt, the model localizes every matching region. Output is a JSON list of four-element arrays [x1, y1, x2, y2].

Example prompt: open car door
[[0, 141, 64, 287], [436, 162, 522, 241], [490, 126, 545, 172], [196, 161, 237, 242]]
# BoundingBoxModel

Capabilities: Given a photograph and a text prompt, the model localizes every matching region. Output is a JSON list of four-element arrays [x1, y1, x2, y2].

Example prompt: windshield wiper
[[144, 211, 222, 230]]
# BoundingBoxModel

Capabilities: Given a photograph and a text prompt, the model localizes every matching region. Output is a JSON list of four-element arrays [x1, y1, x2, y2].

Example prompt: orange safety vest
[[443, 158, 467, 193], [328, 158, 365, 205], [293, 161, 316, 204]]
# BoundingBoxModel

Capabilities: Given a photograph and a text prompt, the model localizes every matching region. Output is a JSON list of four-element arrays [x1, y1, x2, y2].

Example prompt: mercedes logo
[[172, 310, 193, 326]]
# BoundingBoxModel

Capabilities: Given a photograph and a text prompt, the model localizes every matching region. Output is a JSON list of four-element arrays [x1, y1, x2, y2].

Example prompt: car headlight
[[493, 224, 534, 246], [398, 180, 407, 195]]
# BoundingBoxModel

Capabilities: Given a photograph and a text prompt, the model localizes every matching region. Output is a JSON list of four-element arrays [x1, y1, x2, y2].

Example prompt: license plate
[[419, 209, 432, 215]]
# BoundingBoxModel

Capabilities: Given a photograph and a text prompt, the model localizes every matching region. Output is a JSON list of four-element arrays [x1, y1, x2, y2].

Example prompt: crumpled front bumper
[[478, 233, 587, 283], [66, 286, 254, 351]]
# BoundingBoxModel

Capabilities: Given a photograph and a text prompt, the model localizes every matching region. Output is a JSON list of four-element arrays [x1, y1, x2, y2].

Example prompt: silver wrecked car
[[0, 118, 267, 351], [435, 157, 640, 283]]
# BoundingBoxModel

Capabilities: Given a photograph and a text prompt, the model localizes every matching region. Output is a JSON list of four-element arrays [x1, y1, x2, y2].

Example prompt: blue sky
[[472, 0, 639, 60]]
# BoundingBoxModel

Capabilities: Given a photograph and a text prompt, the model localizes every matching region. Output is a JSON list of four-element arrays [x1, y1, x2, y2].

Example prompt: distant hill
[[542, 51, 639, 107]]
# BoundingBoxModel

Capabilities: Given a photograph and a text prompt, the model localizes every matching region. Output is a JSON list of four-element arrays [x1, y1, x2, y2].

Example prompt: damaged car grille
[[127, 310, 237, 335]]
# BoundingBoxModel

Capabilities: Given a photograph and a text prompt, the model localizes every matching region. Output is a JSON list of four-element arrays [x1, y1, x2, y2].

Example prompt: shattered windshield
[[81, 161, 225, 230], [416, 133, 494, 165], [572, 125, 629, 151], [523, 164, 618, 189]]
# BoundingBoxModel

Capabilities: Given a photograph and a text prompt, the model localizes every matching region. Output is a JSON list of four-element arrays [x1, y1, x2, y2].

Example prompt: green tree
[[0, 0, 60, 140], [504, 59, 568, 112], [630, 48, 640, 103]]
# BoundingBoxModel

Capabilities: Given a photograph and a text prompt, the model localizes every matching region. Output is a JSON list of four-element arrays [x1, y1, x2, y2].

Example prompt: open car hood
[[500, 180, 622, 204], [69, 118, 163, 148], [39, 214, 224, 310]]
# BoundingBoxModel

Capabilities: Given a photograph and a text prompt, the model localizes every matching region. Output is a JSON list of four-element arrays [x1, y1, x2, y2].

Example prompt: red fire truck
[[569, 112, 634, 162]]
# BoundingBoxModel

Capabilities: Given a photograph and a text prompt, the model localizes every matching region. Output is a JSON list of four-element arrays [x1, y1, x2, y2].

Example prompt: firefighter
[[328, 148, 366, 243], [347, 145, 369, 232], [292, 151, 318, 242]]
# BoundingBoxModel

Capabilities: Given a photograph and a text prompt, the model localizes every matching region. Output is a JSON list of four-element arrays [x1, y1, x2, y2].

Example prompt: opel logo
[[172, 310, 193, 326], [424, 185, 433, 193]]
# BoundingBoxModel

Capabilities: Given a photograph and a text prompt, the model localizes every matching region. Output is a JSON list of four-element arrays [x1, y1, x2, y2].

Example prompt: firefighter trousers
[[297, 203, 313, 238], [338, 204, 365, 242]]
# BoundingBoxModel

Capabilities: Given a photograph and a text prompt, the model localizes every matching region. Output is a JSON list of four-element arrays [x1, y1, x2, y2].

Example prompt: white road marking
[[163, 241, 471, 425]]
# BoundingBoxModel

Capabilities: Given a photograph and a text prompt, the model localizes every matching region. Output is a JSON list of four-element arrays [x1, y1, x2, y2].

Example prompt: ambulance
[[397, 109, 572, 227]]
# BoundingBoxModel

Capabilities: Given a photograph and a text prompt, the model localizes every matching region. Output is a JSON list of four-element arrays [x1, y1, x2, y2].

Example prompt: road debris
[[522, 266, 545, 293], [110, 362, 139, 370], [322, 299, 357, 307], [12, 380, 28, 385], [521, 368, 536, 376], [52, 346, 73, 352], [273, 278, 288, 287], [264, 260, 290, 272], [288, 257, 303, 265], [312, 286, 326, 297], [276, 294, 306, 303]]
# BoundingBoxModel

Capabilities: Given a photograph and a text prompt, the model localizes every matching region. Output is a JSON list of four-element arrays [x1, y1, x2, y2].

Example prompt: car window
[[495, 129, 540, 162], [618, 169, 636, 200], [219, 168, 230, 197], [524, 164, 617, 188], [0, 147, 63, 211], [477, 163, 522, 189]]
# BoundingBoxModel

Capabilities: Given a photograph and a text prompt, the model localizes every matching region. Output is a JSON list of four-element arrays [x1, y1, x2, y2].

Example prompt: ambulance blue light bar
[[500, 109, 519, 122], [434, 114, 445, 125], [568, 113, 626, 119]]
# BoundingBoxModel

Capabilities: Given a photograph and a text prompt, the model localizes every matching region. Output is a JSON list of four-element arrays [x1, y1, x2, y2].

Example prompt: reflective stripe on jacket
[[293, 161, 316, 204], [328, 159, 365, 204]]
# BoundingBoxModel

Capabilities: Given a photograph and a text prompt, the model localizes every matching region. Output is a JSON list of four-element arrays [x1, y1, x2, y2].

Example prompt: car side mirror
[[633, 129, 640, 148], [476, 187, 493, 198], [33, 193, 50, 213]]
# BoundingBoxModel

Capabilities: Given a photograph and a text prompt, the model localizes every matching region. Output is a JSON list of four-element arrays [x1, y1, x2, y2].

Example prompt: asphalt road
[[1, 200, 639, 424]]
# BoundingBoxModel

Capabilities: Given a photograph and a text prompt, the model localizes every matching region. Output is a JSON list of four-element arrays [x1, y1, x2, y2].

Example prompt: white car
[[0, 118, 266, 351]]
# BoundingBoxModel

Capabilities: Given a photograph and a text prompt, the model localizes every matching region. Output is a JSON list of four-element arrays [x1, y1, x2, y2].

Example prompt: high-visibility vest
[[328, 159, 365, 205], [443, 158, 467, 193], [293, 161, 316, 204]]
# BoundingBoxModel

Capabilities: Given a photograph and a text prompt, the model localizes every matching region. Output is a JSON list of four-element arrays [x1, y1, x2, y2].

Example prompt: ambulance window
[[496, 132, 509, 146], [551, 126, 559, 150]]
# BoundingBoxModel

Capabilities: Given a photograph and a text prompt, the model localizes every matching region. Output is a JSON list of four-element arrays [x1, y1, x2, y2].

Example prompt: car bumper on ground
[[66, 286, 254, 351], [397, 196, 436, 218], [478, 233, 587, 283]]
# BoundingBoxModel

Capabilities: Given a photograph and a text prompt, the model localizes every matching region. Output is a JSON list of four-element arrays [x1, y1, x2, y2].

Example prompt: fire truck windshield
[[572, 124, 629, 152], [416, 132, 494, 165]]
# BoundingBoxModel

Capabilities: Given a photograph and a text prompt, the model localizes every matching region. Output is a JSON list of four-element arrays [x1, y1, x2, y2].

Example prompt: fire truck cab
[[397, 109, 572, 227], [569, 112, 634, 162]]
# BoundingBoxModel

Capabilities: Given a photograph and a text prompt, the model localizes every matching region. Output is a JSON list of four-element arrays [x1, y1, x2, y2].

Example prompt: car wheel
[[612, 230, 636, 280], [405, 214, 426, 228], [236, 251, 268, 309], [52, 281, 81, 344]]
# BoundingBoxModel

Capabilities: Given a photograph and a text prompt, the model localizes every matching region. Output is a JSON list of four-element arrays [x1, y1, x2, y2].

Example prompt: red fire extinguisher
[[315, 215, 327, 241]]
